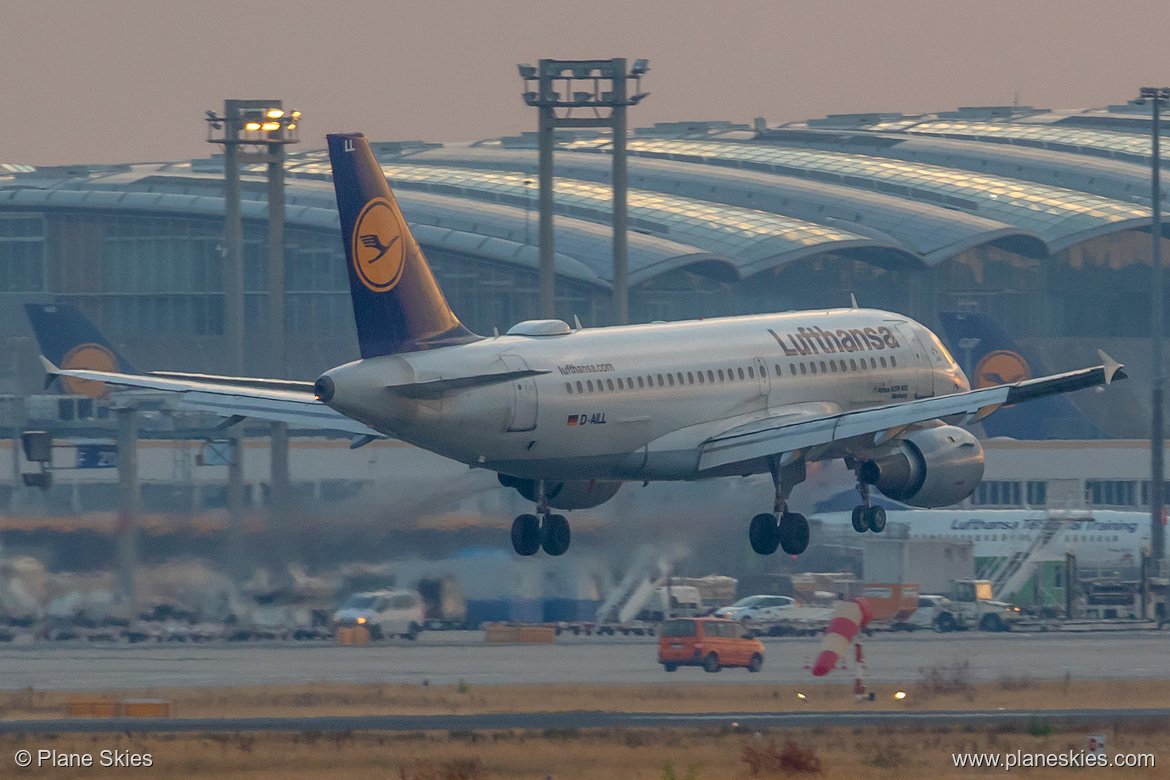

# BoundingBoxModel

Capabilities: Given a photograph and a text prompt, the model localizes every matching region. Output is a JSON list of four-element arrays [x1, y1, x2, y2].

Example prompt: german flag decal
[[566, 415, 579, 426]]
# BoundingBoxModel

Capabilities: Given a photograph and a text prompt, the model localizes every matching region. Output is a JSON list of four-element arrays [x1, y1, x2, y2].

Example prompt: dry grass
[[2, 724, 1166, 779], [2, 677, 1169, 721]]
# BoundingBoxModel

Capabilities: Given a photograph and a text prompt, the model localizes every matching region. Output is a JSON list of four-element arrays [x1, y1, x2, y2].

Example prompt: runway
[[0, 630, 1167, 691], [3, 707, 1168, 735]]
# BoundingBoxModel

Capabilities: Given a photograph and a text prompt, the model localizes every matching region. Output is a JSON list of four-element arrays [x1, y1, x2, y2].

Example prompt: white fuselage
[[817, 508, 1150, 567], [323, 308, 968, 481]]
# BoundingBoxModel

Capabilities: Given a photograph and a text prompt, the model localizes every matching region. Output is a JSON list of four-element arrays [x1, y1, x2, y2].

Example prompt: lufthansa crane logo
[[61, 343, 118, 398], [352, 197, 407, 292], [973, 350, 1030, 388]]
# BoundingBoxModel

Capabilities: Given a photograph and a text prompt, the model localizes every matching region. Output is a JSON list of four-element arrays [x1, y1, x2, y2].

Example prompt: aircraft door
[[500, 354, 538, 432], [753, 357, 770, 399], [894, 323, 933, 398]]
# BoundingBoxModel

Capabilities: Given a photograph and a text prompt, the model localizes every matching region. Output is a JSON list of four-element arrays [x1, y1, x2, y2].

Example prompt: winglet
[[850, 293, 858, 309], [39, 355, 60, 390], [1097, 350, 1126, 384]]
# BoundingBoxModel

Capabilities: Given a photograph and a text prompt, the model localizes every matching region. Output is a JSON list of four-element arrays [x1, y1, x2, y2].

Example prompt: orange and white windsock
[[811, 598, 872, 677]]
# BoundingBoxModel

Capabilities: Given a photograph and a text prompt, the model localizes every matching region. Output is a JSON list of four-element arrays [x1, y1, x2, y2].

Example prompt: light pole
[[518, 58, 649, 324], [1137, 86, 1170, 570]]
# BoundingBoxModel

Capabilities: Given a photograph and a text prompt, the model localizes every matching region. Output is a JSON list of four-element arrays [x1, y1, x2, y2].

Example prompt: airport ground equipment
[[933, 579, 1022, 632]]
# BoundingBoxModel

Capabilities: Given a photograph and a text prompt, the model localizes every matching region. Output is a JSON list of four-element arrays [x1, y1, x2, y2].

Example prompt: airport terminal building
[[1, 102, 1167, 436]]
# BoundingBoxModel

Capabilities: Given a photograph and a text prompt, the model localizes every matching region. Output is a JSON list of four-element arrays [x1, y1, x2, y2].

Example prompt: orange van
[[658, 617, 765, 673]]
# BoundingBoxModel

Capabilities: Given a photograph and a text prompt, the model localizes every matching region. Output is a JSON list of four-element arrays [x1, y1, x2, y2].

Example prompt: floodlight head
[[518, 63, 536, 79], [631, 58, 650, 76], [205, 110, 218, 119]]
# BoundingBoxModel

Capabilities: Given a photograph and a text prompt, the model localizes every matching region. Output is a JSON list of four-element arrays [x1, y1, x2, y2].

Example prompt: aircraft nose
[[314, 375, 335, 403]]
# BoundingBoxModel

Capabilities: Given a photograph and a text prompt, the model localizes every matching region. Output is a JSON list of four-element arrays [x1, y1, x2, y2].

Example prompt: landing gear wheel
[[748, 654, 763, 673], [511, 514, 541, 556], [541, 514, 571, 556], [778, 512, 810, 555], [663, 663, 678, 673], [866, 505, 887, 533], [703, 653, 721, 673], [749, 513, 780, 555], [851, 505, 868, 533]]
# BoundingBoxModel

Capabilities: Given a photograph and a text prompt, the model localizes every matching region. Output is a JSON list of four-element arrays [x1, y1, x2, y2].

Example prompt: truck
[[933, 579, 1022, 632]]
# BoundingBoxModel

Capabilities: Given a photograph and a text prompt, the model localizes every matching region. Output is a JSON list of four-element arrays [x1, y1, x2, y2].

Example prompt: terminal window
[[972, 480, 1022, 506], [1086, 480, 1136, 507]]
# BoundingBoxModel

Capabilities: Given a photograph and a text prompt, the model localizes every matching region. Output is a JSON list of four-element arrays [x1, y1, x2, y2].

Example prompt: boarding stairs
[[596, 547, 682, 624], [986, 515, 1071, 602]]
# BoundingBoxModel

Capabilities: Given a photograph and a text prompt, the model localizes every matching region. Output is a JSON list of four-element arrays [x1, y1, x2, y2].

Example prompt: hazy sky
[[4, 0, 1170, 166]]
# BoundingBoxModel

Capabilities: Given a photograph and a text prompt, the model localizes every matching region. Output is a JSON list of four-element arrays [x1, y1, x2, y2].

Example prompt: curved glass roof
[[562, 137, 1153, 251], [285, 159, 914, 274], [402, 145, 1048, 264], [875, 118, 1170, 166]]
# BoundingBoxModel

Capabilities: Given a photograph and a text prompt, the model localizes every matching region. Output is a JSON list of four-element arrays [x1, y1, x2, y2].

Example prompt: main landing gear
[[511, 480, 571, 557], [749, 458, 810, 556], [850, 480, 887, 534]]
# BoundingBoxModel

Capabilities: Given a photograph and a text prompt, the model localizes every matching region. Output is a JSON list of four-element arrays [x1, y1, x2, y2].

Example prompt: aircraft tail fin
[[24, 302, 137, 397], [938, 311, 1107, 438], [327, 133, 481, 358]]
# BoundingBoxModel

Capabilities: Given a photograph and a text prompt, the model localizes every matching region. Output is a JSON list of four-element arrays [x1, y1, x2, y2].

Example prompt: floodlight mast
[[1137, 86, 1170, 571], [518, 58, 649, 324]]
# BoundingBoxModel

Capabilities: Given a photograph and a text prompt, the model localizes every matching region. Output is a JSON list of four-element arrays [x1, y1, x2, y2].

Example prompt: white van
[[640, 586, 704, 621], [333, 589, 424, 640]]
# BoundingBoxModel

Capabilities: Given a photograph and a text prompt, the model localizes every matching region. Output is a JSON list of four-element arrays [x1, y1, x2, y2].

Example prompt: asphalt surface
[[3, 707, 1169, 735], [0, 630, 1168, 691]]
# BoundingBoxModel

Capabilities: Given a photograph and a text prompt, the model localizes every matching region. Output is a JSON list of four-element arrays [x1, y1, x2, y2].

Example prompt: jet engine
[[857, 425, 984, 508], [497, 474, 622, 510]]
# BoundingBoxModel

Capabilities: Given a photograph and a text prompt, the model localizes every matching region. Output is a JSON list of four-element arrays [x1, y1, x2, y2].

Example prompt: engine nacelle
[[497, 474, 622, 510], [858, 425, 984, 508]]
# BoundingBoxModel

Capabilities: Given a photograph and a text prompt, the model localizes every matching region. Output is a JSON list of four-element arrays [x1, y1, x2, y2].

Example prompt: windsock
[[811, 598, 872, 677]]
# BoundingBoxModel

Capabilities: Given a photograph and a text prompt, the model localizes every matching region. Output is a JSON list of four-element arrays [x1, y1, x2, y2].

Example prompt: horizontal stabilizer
[[389, 368, 550, 399]]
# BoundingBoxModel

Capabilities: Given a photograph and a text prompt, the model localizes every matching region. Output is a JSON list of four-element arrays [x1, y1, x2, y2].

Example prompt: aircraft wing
[[40, 358, 383, 438], [698, 352, 1125, 472]]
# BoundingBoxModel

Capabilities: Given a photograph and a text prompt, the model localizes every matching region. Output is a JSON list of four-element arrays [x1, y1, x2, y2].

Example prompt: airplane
[[39, 133, 1128, 559], [816, 508, 1149, 567]]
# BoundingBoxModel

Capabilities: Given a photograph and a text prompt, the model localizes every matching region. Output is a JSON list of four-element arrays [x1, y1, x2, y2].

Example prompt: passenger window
[[607, 378, 615, 391], [839, 360, 847, 372], [859, 359, 867, 371], [617, 378, 624, 390], [718, 369, 725, 381], [637, 376, 645, 388], [677, 372, 684, 385], [774, 364, 782, 377], [566, 382, 573, 393], [737, 367, 745, 380], [657, 374, 664, 386], [819, 361, 827, 373], [810, 362, 817, 374], [587, 380, 594, 392], [707, 370, 715, 382], [576, 381, 583, 393], [789, 363, 796, 374], [830, 361, 837, 373], [800, 363, 807, 375], [667, 374, 674, 386], [849, 359, 857, 371], [697, 371, 705, 384], [687, 372, 695, 384], [870, 358, 877, 368], [891, 356, 897, 367], [879, 357, 887, 368]]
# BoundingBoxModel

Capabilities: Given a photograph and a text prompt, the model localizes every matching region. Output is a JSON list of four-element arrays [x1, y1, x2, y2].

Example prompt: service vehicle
[[714, 594, 798, 621], [934, 579, 1021, 632], [332, 589, 424, 640], [907, 594, 950, 631], [658, 616, 765, 673]]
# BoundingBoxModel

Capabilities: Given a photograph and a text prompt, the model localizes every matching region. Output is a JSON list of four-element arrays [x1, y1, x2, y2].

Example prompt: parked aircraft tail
[[938, 311, 1106, 439], [24, 302, 137, 398], [327, 133, 480, 358]]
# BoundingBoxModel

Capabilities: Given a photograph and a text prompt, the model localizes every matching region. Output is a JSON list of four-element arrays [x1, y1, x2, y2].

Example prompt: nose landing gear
[[749, 457, 810, 556], [511, 480, 572, 556]]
